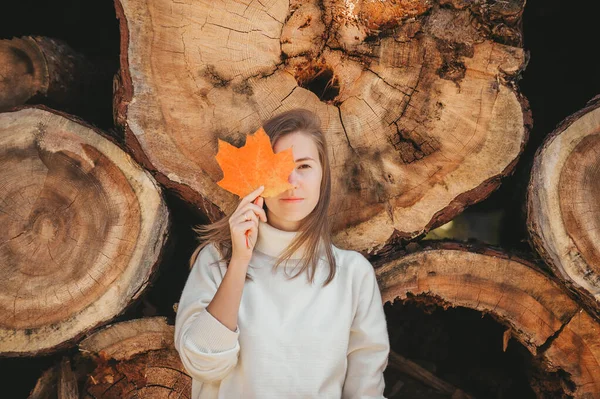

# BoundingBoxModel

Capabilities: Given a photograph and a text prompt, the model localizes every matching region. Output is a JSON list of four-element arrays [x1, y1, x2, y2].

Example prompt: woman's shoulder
[[192, 242, 226, 270], [330, 244, 373, 275]]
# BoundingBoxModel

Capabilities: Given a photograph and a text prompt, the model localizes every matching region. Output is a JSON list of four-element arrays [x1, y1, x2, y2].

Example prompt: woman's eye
[[298, 164, 311, 169]]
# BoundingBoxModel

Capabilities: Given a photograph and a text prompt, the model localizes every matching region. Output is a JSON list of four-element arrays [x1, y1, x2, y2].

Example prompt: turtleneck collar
[[255, 220, 307, 259]]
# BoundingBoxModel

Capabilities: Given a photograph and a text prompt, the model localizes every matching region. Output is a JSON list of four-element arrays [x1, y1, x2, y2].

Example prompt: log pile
[[0, 0, 599, 398]]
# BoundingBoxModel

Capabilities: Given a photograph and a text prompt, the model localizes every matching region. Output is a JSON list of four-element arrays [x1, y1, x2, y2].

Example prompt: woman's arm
[[342, 255, 390, 399], [174, 187, 266, 383], [205, 186, 266, 332], [174, 245, 245, 383], [206, 257, 249, 331]]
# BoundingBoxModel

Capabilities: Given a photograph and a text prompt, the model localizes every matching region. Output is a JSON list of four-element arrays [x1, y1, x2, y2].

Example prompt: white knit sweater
[[174, 220, 390, 398]]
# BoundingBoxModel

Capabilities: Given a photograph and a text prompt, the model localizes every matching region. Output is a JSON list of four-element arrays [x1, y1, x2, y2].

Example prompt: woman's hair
[[189, 108, 337, 286]]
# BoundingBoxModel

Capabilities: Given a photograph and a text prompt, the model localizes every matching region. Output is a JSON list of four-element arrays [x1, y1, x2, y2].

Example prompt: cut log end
[[29, 318, 189, 399], [0, 36, 97, 113], [0, 37, 48, 110], [79, 318, 189, 399], [115, 0, 530, 253], [527, 97, 600, 315], [377, 243, 600, 397], [0, 107, 169, 356]]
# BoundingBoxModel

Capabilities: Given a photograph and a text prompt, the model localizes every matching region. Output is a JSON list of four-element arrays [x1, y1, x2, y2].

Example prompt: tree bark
[[0, 36, 96, 112], [0, 107, 170, 356], [375, 242, 600, 398], [114, 0, 530, 253], [527, 95, 600, 317]]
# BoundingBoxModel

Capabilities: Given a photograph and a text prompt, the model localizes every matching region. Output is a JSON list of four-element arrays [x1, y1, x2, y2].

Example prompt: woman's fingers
[[237, 209, 258, 224], [229, 186, 265, 258], [232, 219, 257, 232], [246, 203, 267, 222], [233, 200, 267, 223], [233, 220, 258, 246], [256, 196, 264, 209], [236, 185, 264, 210]]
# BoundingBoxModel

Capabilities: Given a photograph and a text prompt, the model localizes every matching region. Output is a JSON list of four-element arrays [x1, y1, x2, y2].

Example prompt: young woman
[[174, 109, 390, 398]]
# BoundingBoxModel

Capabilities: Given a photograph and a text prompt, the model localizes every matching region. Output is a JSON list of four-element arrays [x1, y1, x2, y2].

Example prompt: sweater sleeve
[[174, 244, 241, 383], [342, 254, 390, 399]]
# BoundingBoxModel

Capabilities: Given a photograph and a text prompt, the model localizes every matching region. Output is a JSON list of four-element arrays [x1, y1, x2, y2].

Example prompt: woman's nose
[[288, 170, 299, 188]]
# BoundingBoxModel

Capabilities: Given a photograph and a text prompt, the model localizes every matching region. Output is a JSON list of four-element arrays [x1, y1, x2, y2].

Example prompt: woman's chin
[[271, 211, 309, 224]]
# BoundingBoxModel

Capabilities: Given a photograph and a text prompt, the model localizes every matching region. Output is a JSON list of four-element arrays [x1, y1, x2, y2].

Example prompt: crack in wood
[[536, 309, 578, 356], [205, 22, 263, 35], [365, 67, 412, 97], [1, 230, 25, 245], [388, 48, 427, 127], [391, 122, 437, 164], [336, 105, 356, 155], [100, 374, 125, 396], [280, 86, 298, 103]]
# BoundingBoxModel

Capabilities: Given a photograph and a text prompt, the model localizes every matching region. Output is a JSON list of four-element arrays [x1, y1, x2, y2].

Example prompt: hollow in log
[[376, 242, 600, 397]]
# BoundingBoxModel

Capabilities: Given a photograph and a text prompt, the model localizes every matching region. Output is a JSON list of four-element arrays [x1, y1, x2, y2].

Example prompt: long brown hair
[[189, 108, 337, 286]]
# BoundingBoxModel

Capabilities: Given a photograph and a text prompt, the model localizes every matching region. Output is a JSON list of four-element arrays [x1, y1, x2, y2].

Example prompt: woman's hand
[[229, 185, 267, 263]]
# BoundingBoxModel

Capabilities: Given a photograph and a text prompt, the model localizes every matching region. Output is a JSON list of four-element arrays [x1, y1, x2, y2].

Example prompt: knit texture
[[174, 221, 390, 398]]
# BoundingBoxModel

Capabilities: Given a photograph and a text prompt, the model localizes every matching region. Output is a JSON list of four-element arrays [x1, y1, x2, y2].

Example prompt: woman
[[174, 109, 390, 398]]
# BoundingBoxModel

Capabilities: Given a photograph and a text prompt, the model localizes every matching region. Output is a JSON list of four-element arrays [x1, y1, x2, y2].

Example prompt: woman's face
[[264, 131, 323, 232]]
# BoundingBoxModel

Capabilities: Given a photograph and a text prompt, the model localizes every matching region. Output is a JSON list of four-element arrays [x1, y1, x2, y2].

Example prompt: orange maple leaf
[[215, 127, 296, 198]]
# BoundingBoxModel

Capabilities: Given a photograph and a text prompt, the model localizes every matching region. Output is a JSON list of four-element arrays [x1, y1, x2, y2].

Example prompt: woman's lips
[[281, 198, 303, 202]]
